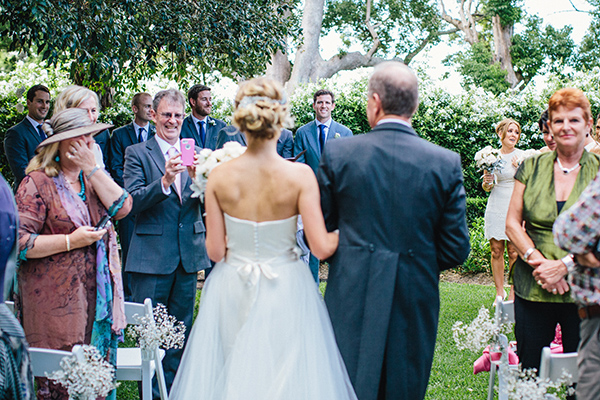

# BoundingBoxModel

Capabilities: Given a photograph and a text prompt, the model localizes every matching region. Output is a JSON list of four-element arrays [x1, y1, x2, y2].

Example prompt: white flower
[[474, 146, 504, 173], [46, 345, 117, 400], [128, 303, 186, 352], [334, 133, 341, 139]]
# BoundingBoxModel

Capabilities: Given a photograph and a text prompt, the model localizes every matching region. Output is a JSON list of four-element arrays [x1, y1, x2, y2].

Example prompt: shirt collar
[[26, 115, 42, 129], [133, 121, 150, 133], [155, 135, 181, 156], [316, 118, 332, 129], [377, 118, 412, 129], [192, 115, 208, 125]]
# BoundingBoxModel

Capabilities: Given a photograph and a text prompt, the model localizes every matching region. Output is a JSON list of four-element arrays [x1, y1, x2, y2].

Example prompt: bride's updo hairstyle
[[233, 77, 291, 140]]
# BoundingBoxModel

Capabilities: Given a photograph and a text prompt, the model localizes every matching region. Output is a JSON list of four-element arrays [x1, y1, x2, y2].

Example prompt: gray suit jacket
[[180, 115, 226, 150], [216, 126, 294, 158], [123, 137, 210, 274], [317, 122, 470, 400], [3, 117, 44, 188], [293, 120, 352, 174], [110, 122, 156, 187]]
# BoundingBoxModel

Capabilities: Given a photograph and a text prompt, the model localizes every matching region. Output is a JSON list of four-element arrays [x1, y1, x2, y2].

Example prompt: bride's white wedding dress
[[169, 213, 357, 400]]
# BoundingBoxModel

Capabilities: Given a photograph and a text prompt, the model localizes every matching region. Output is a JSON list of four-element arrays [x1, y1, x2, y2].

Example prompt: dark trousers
[[514, 295, 580, 370], [130, 264, 197, 399]]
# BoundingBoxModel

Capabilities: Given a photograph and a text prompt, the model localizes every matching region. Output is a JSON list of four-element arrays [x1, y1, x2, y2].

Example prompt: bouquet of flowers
[[190, 141, 247, 201], [474, 146, 504, 174], [128, 303, 186, 353], [513, 149, 541, 167], [46, 345, 117, 400], [452, 306, 511, 352]]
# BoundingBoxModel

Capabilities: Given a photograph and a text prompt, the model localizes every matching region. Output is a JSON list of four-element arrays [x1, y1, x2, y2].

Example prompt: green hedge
[[466, 197, 487, 227]]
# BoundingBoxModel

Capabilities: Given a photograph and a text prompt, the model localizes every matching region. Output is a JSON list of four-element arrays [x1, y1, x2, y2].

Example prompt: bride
[[169, 78, 357, 399]]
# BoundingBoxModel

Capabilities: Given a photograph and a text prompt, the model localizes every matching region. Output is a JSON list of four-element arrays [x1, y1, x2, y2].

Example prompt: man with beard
[[180, 84, 226, 150]]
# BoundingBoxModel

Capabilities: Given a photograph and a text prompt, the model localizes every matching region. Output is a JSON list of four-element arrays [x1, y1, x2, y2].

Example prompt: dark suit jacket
[[110, 122, 156, 187], [3, 117, 44, 188], [123, 137, 210, 275], [317, 122, 470, 400], [94, 129, 111, 168], [294, 120, 352, 174], [215, 126, 294, 158], [180, 115, 226, 150]]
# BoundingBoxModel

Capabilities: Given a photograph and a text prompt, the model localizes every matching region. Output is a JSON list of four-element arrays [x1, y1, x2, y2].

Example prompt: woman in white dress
[[169, 78, 357, 400], [482, 118, 524, 302]]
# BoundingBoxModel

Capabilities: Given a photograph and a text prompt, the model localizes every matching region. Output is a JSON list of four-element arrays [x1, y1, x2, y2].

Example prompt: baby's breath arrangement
[[452, 306, 511, 352], [128, 303, 186, 352], [46, 345, 117, 400], [500, 368, 575, 400]]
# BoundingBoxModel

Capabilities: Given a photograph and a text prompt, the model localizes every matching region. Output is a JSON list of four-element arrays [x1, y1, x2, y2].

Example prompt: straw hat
[[36, 108, 113, 151]]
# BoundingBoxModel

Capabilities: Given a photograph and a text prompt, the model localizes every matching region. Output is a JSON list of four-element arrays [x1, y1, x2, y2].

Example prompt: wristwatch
[[523, 247, 536, 262], [561, 254, 575, 270]]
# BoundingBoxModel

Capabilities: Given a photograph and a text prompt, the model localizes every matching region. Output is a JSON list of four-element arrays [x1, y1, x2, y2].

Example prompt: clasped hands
[[530, 258, 569, 295]]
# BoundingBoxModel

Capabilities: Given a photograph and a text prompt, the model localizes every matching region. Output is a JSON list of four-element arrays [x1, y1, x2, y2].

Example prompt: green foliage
[[576, 17, 600, 71], [322, 0, 442, 62], [466, 197, 487, 227], [0, 0, 294, 92], [459, 217, 491, 274], [449, 42, 510, 95], [482, 0, 523, 27]]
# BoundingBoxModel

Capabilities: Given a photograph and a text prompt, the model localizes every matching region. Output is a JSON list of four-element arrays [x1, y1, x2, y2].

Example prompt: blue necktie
[[37, 124, 47, 140], [318, 124, 326, 153], [198, 121, 206, 147], [138, 127, 145, 143]]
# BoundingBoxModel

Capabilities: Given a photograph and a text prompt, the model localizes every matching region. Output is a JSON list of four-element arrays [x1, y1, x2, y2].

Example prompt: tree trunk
[[491, 15, 519, 88], [265, 49, 291, 85]]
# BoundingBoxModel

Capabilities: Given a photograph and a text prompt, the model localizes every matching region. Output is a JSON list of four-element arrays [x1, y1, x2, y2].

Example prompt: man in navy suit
[[216, 125, 294, 158], [293, 89, 352, 174], [179, 84, 226, 150], [4, 84, 50, 189], [109, 92, 156, 300], [294, 89, 352, 281], [318, 62, 470, 400], [124, 89, 210, 397]]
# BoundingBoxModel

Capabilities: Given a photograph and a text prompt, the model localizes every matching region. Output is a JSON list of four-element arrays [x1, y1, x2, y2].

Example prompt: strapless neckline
[[224, 212, 297, 225]]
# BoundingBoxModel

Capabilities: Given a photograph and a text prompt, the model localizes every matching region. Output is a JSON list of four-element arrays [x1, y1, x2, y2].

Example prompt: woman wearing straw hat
[[15, 108, 132, 399]]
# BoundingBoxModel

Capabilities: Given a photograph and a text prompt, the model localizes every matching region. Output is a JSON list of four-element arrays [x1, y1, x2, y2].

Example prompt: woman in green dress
[[506, 88, 599, 370]]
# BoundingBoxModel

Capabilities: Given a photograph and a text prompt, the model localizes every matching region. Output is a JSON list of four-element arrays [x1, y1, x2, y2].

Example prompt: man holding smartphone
[[123, 89, 210, 398]]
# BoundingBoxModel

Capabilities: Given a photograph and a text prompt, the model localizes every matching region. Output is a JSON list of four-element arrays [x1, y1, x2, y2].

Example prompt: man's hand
[[162, 152, 185, 189], [575, 252, 600, 268]]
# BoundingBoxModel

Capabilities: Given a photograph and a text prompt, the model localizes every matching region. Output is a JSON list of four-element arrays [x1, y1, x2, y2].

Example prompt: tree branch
[[365, 0, 381, 59]]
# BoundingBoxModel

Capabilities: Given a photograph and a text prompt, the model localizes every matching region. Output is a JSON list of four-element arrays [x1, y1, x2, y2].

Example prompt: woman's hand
[[542, 277, 570, 295], [69, 226, 107, 249], [482, 171, 494, 191], [530, 258, 568, 289], [68, 138, 97, 172], [511, 155, 520, 169]]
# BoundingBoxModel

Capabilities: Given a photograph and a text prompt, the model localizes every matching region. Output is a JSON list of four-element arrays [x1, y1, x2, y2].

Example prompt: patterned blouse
[[554, 168, 600, 306]]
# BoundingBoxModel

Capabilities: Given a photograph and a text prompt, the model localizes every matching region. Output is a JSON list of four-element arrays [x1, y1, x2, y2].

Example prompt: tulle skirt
[[169, 255, 357, 400]]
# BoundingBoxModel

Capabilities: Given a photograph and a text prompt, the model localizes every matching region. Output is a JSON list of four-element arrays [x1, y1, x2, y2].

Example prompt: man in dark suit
[[293, 89, 352, 174], [124, 89, 210, 397], [109, 92, 156, 300], [4, 84, 50, 188], [216, 125, 294, 158], [179, 84, 226, 150], [317, 62, 470, 400], [294, 89, 353, 281]]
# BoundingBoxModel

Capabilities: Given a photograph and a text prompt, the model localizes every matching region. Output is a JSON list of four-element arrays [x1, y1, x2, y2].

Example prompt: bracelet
[[561, 254, 575, 270], [86, 165, 101, 180], [523, 247, 536, 262], [65, 234, 71, 252]]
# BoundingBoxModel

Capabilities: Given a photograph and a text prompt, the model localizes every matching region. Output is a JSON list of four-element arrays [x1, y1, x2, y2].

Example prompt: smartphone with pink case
[[181, 139, 195, 166]]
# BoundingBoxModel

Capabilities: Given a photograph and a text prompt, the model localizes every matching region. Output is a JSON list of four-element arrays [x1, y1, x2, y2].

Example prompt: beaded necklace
[[67, 171, 86, 201], [556, 158, 580, 175]]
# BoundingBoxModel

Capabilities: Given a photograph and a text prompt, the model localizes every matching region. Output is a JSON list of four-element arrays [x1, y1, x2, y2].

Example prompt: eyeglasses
[[159, 112, 185, 120]]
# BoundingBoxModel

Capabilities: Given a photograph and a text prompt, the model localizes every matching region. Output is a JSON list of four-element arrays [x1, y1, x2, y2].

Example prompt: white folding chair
[[488, 296, 516, 400], [29, 345, 80, 377], [5, 300, 14, 313], [116, 298, 168, 400], [539, 346, 578, 383]]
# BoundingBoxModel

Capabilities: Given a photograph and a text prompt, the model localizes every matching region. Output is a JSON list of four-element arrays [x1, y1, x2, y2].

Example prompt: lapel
[[205, 117, 218, 148], [239, 131, 247, 146], [184, 116, 201, 145], [126, 123, 138, 146], [307, 121, 320, 154], [326, 121, 338, 143], [146, 137, 166, 176], [23, 118, 43, 146], [148, 123, 156, 139]]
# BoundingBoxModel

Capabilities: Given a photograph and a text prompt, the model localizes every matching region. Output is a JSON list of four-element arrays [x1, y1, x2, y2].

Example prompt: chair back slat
[[29, 347, 72, 377], [539, 347, 578, 383], [124, 301, 146, 325]]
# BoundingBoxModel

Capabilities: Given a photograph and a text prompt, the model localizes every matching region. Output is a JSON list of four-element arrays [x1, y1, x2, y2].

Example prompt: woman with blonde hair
[[53, 85, 110, 167], [482, 118, 524, 303], [16, 108, 131, 398], [170, 77, 357, 399]]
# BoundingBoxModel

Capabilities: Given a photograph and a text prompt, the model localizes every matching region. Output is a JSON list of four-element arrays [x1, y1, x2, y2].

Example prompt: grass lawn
[[117, 281, 505, 399]]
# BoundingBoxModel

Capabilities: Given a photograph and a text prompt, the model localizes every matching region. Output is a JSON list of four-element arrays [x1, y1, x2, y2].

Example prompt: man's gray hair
[[368, 62, 419, 118], [153, 89, 186, 112]]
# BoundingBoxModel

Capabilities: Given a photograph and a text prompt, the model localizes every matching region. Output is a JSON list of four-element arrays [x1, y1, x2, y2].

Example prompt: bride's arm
[[298, 168, 339, 260], [205, 178, 227, 262]]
